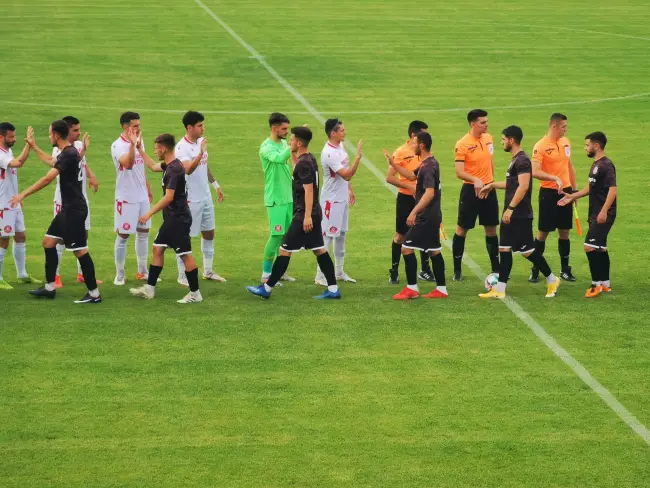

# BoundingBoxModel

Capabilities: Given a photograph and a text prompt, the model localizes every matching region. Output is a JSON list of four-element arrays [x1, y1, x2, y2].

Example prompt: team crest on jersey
[[564, 146, 571, 157], [123, 223, 131, 231], [4, 225, 11, 234], [274, 224, 282, 232], [593, 166, 598, 175], [55, 204, 61, 215], [329, 226, 338, 234]]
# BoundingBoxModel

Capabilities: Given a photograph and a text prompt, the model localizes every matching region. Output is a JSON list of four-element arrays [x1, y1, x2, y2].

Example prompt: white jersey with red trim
[[175, 136, 210, 203], [0, 146, 18, 210], [111, 135, 148, 203], [320, 141, 349, 203], [53, 141, 88, 204]]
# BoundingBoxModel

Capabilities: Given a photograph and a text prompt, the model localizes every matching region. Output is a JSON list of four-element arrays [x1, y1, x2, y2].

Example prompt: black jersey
[[160, 159, 190, 219], [414, 156, 442, 224], [588, 157, 617, 223], [292, 153, 322, 220], [504, 151, 533, 220], [54, 145, 87, 212]]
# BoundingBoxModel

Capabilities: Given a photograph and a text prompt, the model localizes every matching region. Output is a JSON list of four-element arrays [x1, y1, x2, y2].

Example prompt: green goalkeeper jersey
[[259, 137, 292, 207]]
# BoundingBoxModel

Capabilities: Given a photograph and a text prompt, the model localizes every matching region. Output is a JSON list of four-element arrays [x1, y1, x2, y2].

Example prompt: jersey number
[[78, 161, 84, 182]]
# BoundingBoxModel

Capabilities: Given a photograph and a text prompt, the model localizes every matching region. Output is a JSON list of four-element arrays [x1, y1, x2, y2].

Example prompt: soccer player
[[111, 112, 154, 286], [35, 116, 100, 288], [10, 121, 101, 303], [314, 118, 361, 285], [558, 132, 616, 298], [0, 122, 39, 289], [478, 126, 560, 299], [452, 109, 500, 282], [529, 113, 577, 283], [247, 127, 340, 300], [259, 112, 296, 284], [174, 111, 225, 286], [129, 134, 205, 303], [382, 132, 448, 300], [385, 120, 435, 284]]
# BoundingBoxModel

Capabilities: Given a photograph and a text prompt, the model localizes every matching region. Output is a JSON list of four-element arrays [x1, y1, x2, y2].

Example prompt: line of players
[[0, 107, 617, 303]]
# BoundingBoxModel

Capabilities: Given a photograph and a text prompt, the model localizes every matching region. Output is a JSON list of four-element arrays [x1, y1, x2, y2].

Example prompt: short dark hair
[[269, 112, 290, 127], [51, 120, 69, 139], [0, 122, 16, 136], [120, 111, 140, 127], [585, 131, 607, 149], [62, 116, 80, 127], [154, 133, 176, 150], [408, 120, 428, 137], [467, 109, 488, 124], [416, 131, 432, 151], [325, 118, 342, 137], [550, 113, 567, 125], [291, 126, 312, 146], [182, 111, 204, 128], [501, 125, 524, 144]]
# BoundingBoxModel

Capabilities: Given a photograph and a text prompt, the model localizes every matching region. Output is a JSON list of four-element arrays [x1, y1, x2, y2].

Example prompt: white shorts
[[321, 200, 349, 237], [114, 200, 151, 234], [189, 199, 215, 237], [0, 208, 25, 237], [55, 199, 90, 230]]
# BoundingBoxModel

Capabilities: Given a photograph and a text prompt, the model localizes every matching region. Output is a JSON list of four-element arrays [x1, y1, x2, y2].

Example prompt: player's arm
[[260, 144, 291, 165], [480, 180, 506, 197], [6, 143, 32, 168], [207, 168, 224, 203], [455, 161, 485, 198], [140, 188, 175, 224], [85, 164, 99, 193], [139, 149, 163, 172], [531, 159, 563, 190], [382, 149, 417, 185], [181, 138, 207, 175], [79, 133, 90, 160], [406, 188, 435, 226], [568, 159, 577, 190], [9, 168, 59, 207], [303, 183, 315, 232], [558, 183, 589, 206], [597, 186, 617, 223], [333, 140, 363, 181]]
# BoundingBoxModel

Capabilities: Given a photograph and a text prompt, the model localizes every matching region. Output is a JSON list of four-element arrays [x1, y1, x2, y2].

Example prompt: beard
[[587, 150, 596, 158]]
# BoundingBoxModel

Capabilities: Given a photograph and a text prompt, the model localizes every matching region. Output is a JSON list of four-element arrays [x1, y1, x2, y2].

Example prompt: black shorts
[[153, 215, 192, 255], [457, 184, 500, 230], [500, 219, 535, 254], [395, 192, 416, 236], [538, 187, 573, 232], [585, 220, 613, 250], [281, 216, 324, 252], [45, 208, 88, 251], [403, 220, 442, 253]]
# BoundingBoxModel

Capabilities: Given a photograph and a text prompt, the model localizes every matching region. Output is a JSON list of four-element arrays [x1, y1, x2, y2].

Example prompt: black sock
[[77, 253, 97, 291], [420, 250, 431, 273], [452, 234, 466, 273], [585, 251, 599, 283], [558, 238, 570, 271], [316, 252, 337, 286], [430, 253, 446, 287], [525, 250, 552, 277], [534, 239, 546, 256], [498, 252, 513, 284], [44, 247, 58, 284], [185, 268, 199, 292], [147, 265, 163, 287], [267, 255, 290, 288], [486, 235, 500, 272], [391, 241, 402, 271], [601, 251, 610, 281], [403, 252, 418, 285]]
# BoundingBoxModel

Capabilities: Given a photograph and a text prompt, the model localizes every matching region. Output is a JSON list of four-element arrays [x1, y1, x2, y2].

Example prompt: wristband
[[211, 181, 220, 191], [507, 205, 516, 211]]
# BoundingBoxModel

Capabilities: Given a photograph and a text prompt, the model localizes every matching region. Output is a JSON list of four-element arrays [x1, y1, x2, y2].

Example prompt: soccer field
[[2, 0, 650, 486]]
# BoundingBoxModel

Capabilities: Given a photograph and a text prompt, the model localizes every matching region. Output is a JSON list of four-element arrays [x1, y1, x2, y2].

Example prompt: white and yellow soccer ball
[[484, 272, 499, 291]]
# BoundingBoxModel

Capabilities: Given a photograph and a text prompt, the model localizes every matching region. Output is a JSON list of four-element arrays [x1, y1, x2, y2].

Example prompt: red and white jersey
[[53, 141, 87, 204], [175, 136, 210, 203], [320, 141, 349, 203], [111, 135, 148, 203], [0, 146, 18, 210]]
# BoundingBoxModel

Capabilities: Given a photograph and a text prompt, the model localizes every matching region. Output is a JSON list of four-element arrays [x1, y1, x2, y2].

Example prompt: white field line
[[193, 0, 650, 446]]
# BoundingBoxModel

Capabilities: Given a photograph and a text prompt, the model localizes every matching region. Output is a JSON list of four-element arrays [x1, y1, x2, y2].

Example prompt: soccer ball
[[484, 273, 499, 291]]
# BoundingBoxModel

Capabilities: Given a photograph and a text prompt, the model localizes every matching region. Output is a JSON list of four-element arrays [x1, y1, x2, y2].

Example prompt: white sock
[[592, 280, 601, 286], [56, 243, 64, 275], [494, 282, 506, 293], [135, 232, 149, 274], [327, 285, 339, 293], [145, 284, 155, 295], [334, 232, 346, 275], [407, 284, 419, 292], [0, 247, 5, 280], [190, 290, 200, 298], [546, 273, 557, 284], [13, 241, 27, 278], [602, 280, 610, 288], [45, 282, 56, 291], [201, 238, 214, 274], [264, 283, 273, 292], [436, 285, 448, 295], [114, 236, 128, 277], [89, 288, 99, 298], [77, 256, 83, 275], [176, 254, 186, 279], [262, 272, 271, 279]]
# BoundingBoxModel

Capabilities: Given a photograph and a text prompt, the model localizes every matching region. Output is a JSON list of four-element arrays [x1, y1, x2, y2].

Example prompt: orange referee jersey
[[454, 132, 494, 184], [392, 140, 421, 196], [532, 136, 572, 189]]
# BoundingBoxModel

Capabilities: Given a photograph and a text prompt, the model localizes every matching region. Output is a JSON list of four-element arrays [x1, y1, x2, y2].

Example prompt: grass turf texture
[[2, 0, 650, 486]]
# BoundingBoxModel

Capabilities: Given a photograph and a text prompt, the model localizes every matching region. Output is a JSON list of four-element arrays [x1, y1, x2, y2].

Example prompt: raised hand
[[356, 140, 363, 159], [82, 132, 90, 150], [25, 126, 35, 147], [200, 137, 207, 154]]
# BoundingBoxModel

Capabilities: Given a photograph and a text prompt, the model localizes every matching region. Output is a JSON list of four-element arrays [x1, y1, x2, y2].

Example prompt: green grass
[[2, 0, 650, 486]]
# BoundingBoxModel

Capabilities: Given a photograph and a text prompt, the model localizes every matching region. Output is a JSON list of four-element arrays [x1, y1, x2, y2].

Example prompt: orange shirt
[[454, 132, 494, 184], [392, 140, 421, 196], [532, 136, 572, 189]]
